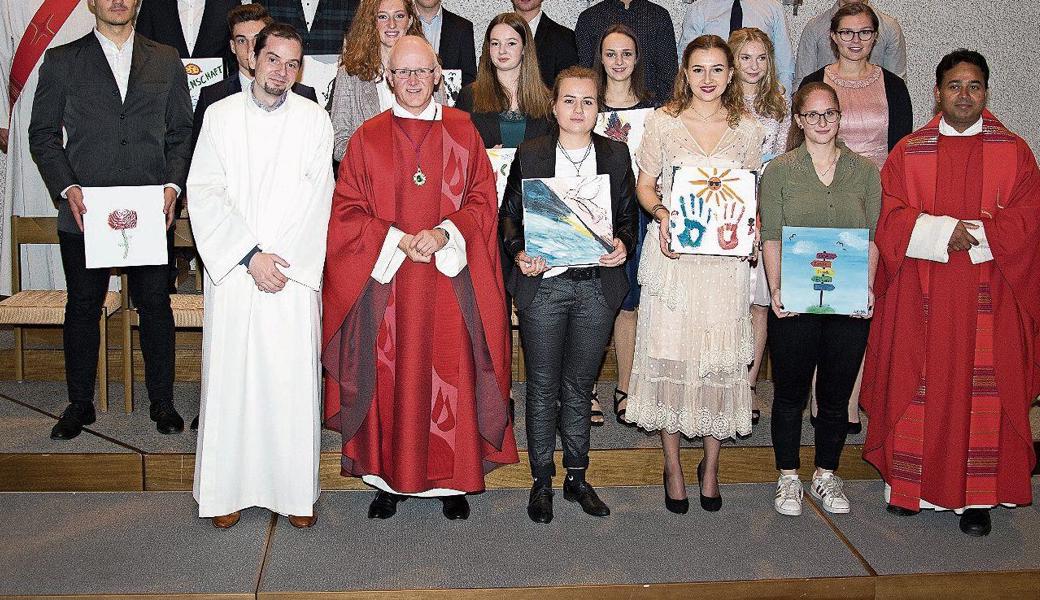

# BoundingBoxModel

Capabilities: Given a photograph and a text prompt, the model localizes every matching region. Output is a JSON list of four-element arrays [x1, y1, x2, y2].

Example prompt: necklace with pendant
[[557, 139, 594, 175], [689, 104, 722, 122], [393, 106, 439, 186]]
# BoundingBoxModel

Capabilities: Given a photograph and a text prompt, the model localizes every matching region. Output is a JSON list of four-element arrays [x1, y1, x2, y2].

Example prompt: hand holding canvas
[[657, 215, 679, 259], [163, 187, 178, 229], [599, 238, 627, 267], [515, 251, 548, 276], [770, 288, 795, 319], [66, 185, 87, 232]]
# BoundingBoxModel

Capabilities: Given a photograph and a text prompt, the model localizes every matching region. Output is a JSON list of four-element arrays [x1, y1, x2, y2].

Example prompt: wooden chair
[[121, 218, 203, 412], [0, 216, 121, 410]]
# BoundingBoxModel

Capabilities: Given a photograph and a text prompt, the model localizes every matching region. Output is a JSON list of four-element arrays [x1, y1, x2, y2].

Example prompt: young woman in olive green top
[[758, 82, 880, 518]]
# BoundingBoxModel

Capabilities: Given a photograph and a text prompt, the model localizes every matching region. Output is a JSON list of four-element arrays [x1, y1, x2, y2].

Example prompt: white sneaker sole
[[810, 487, 850, 514], [774, 502, 802, 517]]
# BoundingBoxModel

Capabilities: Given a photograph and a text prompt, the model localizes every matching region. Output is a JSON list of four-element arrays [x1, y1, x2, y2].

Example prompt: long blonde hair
[[728, 28, 787, 122], [339, 0, 422, 81], [470, 12, 550, 119], [666, 35, 744, 128]]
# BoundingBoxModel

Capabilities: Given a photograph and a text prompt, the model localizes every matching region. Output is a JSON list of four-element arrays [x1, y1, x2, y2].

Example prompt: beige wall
[[443, 0, 1040, 153]]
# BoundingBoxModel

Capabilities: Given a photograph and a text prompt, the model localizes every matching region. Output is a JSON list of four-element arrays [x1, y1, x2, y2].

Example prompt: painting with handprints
[[487, 148, 516, 207], [669, 166, 757, 256], [780, 226, 869, 316], [522, 174, 613, 267], [594, 107, 651, 174], [441, 69, 462, 107], [82, 185, 169, 269]]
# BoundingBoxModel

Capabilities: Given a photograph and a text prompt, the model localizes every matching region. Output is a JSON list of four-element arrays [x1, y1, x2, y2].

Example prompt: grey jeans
[[518, 275, 615, 479]]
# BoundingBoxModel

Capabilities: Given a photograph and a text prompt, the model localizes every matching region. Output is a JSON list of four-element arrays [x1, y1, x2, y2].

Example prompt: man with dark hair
[[413, 0, 477, 87], [29, 0, 193, 439], [863, 49, 1040, 537], [190, 3, 318, 151], [252, 0, 357, 55], [189, 21, 334, 528], [512, 0, 578, 87], [323, 35, 518, 521]]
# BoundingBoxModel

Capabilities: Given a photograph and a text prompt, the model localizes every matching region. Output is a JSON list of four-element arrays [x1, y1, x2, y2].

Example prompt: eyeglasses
[[835, 29, 876, 42], [388, 67, 436, 80], [798, 109, 841, 125]]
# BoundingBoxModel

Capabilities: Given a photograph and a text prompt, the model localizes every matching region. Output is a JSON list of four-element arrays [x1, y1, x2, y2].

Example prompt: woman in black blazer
[[455, 12, 552, 148], [500, 66, 637, 525]]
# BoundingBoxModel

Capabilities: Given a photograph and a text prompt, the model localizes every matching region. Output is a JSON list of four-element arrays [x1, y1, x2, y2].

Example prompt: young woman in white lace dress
[[626, 35, 764, 514]]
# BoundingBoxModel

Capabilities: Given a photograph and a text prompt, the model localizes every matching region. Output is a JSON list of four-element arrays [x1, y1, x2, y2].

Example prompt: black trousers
[[58, 231, 175, 408], [767, 312, 870, 471], [519, 275, 614, 479]]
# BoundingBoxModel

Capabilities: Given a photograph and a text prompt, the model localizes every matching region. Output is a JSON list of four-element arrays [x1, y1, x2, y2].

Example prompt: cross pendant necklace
[[394, 106, 439, 186]]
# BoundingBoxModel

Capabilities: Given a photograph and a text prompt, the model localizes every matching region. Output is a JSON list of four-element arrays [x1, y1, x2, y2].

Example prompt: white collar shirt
[[939, 116, 983, 137], [94, 28, 134, 102], [302, 0, 320, 31], [177, 0, 206, 55], [526, 10, 543, 36]]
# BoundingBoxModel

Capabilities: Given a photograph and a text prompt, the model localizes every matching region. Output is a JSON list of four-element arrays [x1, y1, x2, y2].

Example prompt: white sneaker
[[774, 475, 803, 516], [811, 472, 851, 514]]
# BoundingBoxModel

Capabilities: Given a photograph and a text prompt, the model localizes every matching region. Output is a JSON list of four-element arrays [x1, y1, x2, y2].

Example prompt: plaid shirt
[[253, 0, 356, 55]]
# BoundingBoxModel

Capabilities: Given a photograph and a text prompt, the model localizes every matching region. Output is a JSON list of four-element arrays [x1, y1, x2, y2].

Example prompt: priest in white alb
[[187, 23, 334, 529], [0, 0, 95, 294]]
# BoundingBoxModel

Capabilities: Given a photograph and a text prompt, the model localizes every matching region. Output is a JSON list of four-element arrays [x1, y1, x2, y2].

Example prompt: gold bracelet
[[650, 204, 669, 221]]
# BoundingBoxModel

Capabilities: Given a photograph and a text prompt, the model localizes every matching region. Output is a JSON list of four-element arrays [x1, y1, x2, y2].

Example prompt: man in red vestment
[[863, 49, 1040, 537], [322, 36, 518, 520]]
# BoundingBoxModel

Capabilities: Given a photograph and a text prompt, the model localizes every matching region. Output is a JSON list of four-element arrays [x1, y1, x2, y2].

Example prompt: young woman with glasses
[[330, 0, 422, 161], [759, 82, 881, 517], [796, 0, 910, 434]]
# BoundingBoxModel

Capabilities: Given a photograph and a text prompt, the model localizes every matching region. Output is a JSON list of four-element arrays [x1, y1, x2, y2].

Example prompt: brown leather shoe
[[211, 512, 241, 528], [287, 514, 317, 528]]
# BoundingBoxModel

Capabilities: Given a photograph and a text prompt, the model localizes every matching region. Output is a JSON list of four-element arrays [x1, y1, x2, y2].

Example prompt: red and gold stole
[[888, 110, 1015, 509], [9, 0, 80, 113]]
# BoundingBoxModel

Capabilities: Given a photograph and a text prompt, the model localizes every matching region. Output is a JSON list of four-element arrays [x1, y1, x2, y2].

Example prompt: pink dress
[[824, 64, 889, 169]]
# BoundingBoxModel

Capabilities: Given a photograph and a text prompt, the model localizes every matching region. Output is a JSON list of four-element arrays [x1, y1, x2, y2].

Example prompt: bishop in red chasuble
[[322, 37, 517, 520], [862, 51, 1039, 536]]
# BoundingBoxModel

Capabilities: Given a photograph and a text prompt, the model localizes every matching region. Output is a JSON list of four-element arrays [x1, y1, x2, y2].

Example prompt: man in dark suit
[[191, 3, 319, 151], [29, 0, 193, 440], [512, 0, 578, 87], [413, 0, 476, 87], [252, 0, 357, 55], [135, 0, 239, 63]]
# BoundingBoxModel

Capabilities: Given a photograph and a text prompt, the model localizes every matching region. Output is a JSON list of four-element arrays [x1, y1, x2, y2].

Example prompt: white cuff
[[433, 219, 467, 277], [163, 183, 182, 198], [906, 214, 958, 263], [371, 227, 407, 284], [965, 220, 994, 264], [60, 184, 80, 199]]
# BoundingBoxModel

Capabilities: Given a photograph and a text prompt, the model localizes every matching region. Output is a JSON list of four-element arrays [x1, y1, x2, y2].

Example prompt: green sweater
[[759, 142, 882, 241]]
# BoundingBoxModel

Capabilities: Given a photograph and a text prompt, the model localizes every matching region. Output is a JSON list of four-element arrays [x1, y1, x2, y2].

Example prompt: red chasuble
[[862, 111, 1040, 510], [322, 107, 517, 493]]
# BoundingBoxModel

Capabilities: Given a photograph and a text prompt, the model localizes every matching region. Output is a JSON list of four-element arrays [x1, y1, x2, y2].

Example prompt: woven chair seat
[[0, 290, 120, 325], [128, 293, 203, 328]]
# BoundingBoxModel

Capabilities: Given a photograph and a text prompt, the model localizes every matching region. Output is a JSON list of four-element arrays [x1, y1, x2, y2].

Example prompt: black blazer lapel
[[81, 34, 123, 106], [194, 0, 225, 58], [158, 0, 191, 57], [126, 36, 156, 106]]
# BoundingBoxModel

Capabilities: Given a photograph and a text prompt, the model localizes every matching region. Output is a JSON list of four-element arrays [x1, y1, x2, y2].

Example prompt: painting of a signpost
[[780, 226, 870, 316], [522, 174, 613, 267]]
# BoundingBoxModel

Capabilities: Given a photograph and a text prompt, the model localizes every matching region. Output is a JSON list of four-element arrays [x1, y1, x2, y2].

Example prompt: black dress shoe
[[50, 404, 96, 440], [527, 486, 554, 523], [886, 503, 920, 517], [697, 459, 722, 512], [563, 480, 610, 517], [847, 422, 863, 435], [368, 491, 404, 519], [663, 471, 689, 514], [959, 508, 992, 536], [150, 403, 184, 435], [441, 495, 470, 520], [190, 415, 199, 430]]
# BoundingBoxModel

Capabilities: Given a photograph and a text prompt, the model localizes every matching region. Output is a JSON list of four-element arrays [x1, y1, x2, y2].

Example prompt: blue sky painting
[[781, 227, 870, 316], [523, 175, 613, 267]]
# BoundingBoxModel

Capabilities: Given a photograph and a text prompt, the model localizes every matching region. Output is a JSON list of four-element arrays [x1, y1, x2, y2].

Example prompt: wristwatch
[[435, 227, 450, 242]]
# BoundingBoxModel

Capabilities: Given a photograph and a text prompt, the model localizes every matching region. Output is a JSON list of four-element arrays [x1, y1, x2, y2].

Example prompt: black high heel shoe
[[663, 471, 689, 514], [613, 387, 633, 426], [697, 459, 722, 512], [750, 386, 760, 425]]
